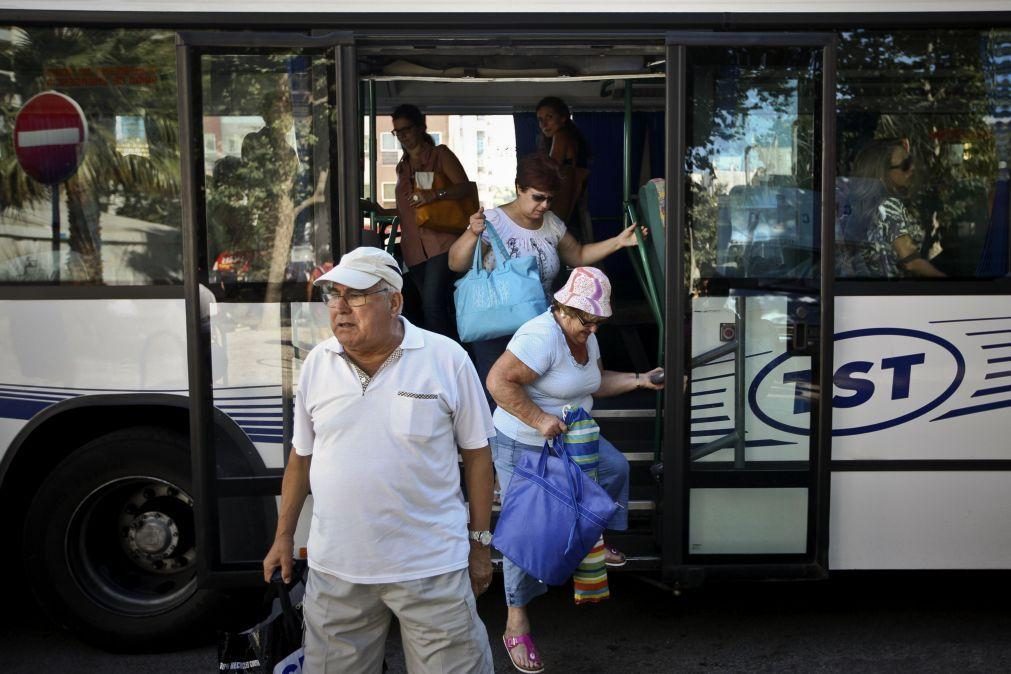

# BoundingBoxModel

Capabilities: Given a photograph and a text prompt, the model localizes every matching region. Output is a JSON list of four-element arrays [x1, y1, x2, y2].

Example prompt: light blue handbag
[[453, 217, 548, 343]]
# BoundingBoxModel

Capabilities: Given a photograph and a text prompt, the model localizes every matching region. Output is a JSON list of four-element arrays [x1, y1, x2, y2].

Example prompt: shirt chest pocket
[[390, 391, 443, 440]]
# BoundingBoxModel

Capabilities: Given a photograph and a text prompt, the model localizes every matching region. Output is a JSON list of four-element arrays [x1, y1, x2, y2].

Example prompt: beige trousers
[[302, 567, 493, 674]]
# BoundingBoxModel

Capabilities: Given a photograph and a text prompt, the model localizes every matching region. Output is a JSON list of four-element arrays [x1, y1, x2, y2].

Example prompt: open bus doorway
[[355, 38, 671, 565]]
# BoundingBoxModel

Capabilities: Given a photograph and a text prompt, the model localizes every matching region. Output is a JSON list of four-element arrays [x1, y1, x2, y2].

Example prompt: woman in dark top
[[535, 96, 590, 230]]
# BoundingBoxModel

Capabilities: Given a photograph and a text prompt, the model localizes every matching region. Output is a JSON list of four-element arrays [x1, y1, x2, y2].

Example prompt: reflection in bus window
[[686, 47, 819, 288], [0, 26, 181, 285], [202, 54, 330, 302], [835, 29, 1010, 280]]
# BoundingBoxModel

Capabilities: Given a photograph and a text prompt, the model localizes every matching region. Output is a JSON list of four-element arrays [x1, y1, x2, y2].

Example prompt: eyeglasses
[[391, 124, 415, 139], [529, 192, 555, 204], [321, 287, 388, 307], [889, 155, 913, 171], [568, 310, 606, 327]]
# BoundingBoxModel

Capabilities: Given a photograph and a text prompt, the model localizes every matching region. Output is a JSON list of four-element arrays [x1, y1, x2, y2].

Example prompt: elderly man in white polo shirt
[[262, 246, 496, 673]]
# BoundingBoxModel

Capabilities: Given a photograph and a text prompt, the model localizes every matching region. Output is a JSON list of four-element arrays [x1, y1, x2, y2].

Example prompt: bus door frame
[[177, 30, 355, 586], [661, 31, 837, 584]]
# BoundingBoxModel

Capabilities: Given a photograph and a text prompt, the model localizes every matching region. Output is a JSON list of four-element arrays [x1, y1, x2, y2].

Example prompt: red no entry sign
[[14, 91, 89, 185]]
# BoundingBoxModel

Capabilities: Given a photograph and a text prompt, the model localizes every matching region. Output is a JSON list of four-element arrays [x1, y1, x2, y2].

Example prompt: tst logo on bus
[[749, 328, 966, 436]]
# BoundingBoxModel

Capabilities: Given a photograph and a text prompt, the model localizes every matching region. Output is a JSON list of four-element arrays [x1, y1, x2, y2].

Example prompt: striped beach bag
[[562, 406, 610, 605]]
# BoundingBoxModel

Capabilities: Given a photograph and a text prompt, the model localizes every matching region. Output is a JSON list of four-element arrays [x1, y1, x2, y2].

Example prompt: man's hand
[[263, 535, 295, 584], [468, 542, 493, 597]]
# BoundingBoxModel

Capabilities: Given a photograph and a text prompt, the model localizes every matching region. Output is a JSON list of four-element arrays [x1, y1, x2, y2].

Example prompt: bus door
[[177, 31, 358, 583], [662, 33, 836, 582]]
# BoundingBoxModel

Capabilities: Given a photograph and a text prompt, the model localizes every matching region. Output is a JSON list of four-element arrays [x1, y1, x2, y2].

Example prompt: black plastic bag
[[218, 568, 305, 673]]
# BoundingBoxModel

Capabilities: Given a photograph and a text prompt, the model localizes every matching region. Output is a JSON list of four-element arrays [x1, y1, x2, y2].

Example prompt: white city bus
[[0, 1, 1009, 649]]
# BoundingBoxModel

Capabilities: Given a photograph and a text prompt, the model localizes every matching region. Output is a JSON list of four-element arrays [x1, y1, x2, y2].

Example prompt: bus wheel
[[24, 427, 225, 651]]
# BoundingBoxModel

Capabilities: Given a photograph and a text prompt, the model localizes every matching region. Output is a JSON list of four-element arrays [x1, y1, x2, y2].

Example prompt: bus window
[[0, 26, 181, 285], [835, 29, 1011, 280], [363, 113, 517, 215], [203, 53, 332, 303], [687, 47, 820, 287]]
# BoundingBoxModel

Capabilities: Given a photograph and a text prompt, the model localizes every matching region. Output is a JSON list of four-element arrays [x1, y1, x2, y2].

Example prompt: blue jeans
[[408, 252, 457, 339], [491, 432, 629, 608]]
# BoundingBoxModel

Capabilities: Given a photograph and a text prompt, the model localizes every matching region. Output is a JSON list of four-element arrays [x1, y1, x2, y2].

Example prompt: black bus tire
[[23, 426, 228, 651]]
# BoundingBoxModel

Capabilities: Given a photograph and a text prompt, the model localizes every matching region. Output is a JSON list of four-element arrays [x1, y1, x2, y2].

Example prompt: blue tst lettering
[[880, 353, 925, 400], [783, 368, 814, 414], [832, 360, 874, 408]]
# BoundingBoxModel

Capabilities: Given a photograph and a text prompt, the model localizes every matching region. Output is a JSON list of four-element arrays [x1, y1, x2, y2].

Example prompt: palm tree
[[0, 26, 180, 284]]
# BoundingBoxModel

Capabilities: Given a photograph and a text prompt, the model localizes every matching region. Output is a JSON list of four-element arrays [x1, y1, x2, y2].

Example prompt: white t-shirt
[[481, 207, 567, 296], [292, 317, 494, 584], [492, 311, 601, 446]]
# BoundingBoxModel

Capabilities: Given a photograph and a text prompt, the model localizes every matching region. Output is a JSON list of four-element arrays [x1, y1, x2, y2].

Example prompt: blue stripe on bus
[[0, 398, 55, 420], [0, 387, 75, 399], [971, 384, 1011, 397], [984, 370, 1011, 380], [0, 392, 75, 403], [246, 434, 284, 443], [690, 428, 735, 437], [988, 356, 1011, 364], [692, 415, 731, 424], [930, 316, 1011, 324], [933, 398, 1011, 421], [966, 329, 1011, 336], [691, 388, 726, 397], [691, 402, 724, 411]]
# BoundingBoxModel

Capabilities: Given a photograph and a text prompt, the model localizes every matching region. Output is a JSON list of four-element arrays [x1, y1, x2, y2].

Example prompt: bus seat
[[637, 178, 666, 301], [717, 183, 815, 278]]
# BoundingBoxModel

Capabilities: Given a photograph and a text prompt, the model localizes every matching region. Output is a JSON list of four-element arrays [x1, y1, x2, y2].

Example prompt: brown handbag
[[415, 171, 480, 234]]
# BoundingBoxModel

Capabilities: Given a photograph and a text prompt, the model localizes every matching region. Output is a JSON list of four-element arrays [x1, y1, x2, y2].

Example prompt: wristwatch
[[436, 188, 449, 200], [469, 530, 493, 546]]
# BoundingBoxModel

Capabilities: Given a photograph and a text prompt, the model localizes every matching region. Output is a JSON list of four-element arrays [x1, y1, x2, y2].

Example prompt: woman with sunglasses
[[485, 267, 664, 674], [838, 138, 945, 278], [367, 104, 474, 337], [448, 152, 643, 406]]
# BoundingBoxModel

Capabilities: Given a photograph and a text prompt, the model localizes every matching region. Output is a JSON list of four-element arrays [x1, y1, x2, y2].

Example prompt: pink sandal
[[604, 545, 627, 568], [502, 633, 545, 673]]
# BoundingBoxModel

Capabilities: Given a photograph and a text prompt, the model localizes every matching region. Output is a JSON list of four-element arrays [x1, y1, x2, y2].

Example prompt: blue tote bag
[[453, 216, 548, 343], [493, 427, 618, 586]]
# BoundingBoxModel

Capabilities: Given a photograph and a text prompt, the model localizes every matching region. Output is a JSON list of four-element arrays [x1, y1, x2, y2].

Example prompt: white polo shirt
[[292, 317, 494, 584]]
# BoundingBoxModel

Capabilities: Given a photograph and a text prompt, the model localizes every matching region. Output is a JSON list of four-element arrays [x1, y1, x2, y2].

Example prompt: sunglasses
[[529, 192, 555, 204], [391, 124, 415, 138], [568, 310, 606, 327], [889, 155, 913, 171]]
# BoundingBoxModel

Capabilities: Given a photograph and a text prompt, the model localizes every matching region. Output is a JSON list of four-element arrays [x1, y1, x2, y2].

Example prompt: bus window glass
[[364, 113, 517, 212], [686, 47, 820, 288], [836, 29, 1011, 280], [0, 26, 181, 285], [202, 52, 330, 303]]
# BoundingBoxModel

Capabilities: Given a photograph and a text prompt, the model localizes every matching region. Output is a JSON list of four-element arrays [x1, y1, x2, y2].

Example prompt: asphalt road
[[4, 571, 1011, 672]]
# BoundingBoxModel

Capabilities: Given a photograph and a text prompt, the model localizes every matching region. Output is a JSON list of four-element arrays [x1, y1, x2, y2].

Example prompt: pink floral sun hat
[[553, 266, 612, 318]]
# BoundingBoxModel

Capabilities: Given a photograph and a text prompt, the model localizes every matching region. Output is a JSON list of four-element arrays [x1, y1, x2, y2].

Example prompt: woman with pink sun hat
[[486, 266, 664, 673]]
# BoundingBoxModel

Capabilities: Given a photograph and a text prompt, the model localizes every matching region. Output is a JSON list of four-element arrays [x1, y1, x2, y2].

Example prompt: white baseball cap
[[313, 246, 403, 292]]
